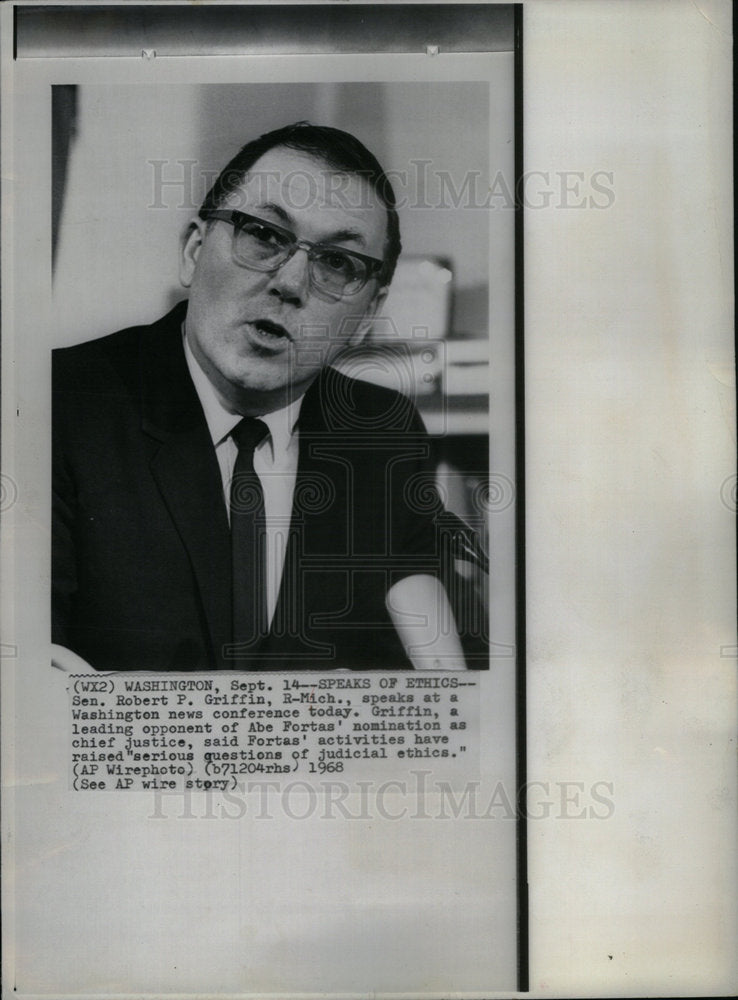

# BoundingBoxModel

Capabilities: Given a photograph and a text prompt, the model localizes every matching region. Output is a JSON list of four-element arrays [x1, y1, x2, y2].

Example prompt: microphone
[[436, 509, 489, 575]]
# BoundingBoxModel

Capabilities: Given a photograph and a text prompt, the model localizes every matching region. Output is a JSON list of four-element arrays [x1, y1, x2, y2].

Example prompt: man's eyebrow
[[256, 202, 293, 227], [255, 203, 367, 248], [321, 228, 367, 248]]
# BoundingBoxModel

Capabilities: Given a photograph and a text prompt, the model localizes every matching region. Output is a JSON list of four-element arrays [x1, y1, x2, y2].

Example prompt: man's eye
[[244, 222, 288, 247], [319, 251, 355, 275]]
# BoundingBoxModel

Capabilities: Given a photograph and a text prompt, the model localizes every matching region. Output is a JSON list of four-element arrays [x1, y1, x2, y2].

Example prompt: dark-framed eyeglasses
[[199, 208, 386, 297]]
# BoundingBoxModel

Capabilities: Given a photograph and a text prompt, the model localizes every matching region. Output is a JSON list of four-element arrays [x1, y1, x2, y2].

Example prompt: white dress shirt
[[184, 335, 304, 627]]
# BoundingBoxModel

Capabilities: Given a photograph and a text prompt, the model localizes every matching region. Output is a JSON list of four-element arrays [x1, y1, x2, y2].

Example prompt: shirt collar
[[183, 330, 303, 454]]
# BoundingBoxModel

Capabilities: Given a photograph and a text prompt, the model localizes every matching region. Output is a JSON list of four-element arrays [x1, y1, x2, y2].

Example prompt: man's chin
[[226, 366, 317, 410]]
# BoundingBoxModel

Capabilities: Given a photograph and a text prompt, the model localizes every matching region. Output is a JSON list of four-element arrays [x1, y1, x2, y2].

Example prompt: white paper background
[[523, 0, 735, 994], [2, 0, 736, 996]]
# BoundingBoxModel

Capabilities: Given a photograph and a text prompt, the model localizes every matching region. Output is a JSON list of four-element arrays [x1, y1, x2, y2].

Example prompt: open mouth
[[247, 319, 292, 352]]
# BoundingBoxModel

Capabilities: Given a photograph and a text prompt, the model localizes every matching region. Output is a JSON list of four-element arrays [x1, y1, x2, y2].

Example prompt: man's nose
[[266, 247, 310, 305]]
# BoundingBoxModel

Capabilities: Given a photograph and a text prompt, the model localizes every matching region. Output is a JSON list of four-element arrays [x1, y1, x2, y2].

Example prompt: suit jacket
[[53, 301, 447, 671]]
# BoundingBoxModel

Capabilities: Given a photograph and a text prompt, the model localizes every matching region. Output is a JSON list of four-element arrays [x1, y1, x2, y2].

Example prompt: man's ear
[[179, 219, 206, 288], [347, 285, 389, 348]]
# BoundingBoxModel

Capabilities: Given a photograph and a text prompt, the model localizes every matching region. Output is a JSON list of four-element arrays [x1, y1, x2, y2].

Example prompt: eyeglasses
[[199, 208, 386, 297]]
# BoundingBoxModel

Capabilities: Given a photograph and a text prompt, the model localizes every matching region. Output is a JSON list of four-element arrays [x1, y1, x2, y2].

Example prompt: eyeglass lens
[[232, 218, 370, 294]]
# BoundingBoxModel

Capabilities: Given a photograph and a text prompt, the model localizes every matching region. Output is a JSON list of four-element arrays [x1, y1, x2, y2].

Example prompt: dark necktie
[[230, 417, 269, 666]]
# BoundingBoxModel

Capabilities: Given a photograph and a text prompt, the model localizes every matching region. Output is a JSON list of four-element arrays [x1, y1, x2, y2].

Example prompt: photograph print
[[51, 75, 516, 673]]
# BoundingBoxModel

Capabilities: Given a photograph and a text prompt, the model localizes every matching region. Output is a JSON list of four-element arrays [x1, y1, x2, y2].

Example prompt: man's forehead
[[226, 145, 383, 218]]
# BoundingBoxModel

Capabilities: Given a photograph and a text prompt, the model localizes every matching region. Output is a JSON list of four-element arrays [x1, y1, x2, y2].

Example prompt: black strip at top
[[16, 4, 515, 58]]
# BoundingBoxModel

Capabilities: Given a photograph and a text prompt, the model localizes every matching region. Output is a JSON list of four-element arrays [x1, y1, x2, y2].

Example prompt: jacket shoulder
[[52, 302, 187, 391], [315, 366, 426, 434], [53, 325, 139, 384]]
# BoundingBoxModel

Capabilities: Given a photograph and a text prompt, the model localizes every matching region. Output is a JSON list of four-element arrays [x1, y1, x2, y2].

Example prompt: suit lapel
[[292, 368, 351, 557], [266, 369, 350, 662], [139, 303, 232, 669]]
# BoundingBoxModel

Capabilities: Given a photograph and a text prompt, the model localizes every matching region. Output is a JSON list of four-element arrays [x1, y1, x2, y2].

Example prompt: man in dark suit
[[53, 122, 471, 672]]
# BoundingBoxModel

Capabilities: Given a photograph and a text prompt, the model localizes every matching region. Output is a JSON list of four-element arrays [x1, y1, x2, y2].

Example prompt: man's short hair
[[199, 121, 402, 286]]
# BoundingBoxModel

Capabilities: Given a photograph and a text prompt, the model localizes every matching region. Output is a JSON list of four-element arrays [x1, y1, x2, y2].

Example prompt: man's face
[[180, 146, 389, 413]]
